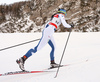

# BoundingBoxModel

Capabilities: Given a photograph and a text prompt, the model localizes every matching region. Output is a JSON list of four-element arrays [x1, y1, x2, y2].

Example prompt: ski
[[0, 70, 52, 76], [0, 65, 68, 76], [0, 64, 65, 76], [48, 59, 88, 70]]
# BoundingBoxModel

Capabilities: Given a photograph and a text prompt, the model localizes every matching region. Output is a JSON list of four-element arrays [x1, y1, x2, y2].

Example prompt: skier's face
[[61, 13, 65, 17]]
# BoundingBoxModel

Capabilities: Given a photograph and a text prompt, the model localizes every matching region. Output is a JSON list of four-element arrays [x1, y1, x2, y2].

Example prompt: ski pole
[[0, 38, 40, 51], [54, 31, 71, 78]]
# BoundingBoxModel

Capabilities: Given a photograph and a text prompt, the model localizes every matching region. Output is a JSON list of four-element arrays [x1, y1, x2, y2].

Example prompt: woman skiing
[[16, 9, 73, 71]]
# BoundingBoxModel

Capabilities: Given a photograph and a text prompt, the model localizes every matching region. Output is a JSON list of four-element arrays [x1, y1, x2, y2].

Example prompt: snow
[[0, 0, 28, 5], [0, 32, 100, 82]]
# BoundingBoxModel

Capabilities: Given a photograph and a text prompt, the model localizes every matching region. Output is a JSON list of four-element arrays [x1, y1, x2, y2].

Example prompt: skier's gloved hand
[[70, 24, 74, 28], [67, 24, 74, 32]]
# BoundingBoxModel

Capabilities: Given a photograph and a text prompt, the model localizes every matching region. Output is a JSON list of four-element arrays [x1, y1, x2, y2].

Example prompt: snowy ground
[[0, 32, 100, 82]]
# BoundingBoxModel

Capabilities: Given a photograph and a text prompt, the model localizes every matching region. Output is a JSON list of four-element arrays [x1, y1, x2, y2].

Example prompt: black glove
[[70, 24, 74, 28]]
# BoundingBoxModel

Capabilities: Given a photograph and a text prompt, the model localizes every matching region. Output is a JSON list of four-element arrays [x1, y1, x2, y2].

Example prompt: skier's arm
[[59, 14, 71, 28]]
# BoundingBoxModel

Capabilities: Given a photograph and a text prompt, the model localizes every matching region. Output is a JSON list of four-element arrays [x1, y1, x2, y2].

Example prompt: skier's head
[[58, 8, 67, 16]]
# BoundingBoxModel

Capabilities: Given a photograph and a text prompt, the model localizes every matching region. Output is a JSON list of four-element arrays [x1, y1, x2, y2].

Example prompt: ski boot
[[50, 60, 60, 68], [16, 56, 27, 71]]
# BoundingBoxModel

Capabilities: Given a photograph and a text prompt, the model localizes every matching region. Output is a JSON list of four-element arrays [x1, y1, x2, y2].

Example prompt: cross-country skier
[[16, 9, 73, 71]]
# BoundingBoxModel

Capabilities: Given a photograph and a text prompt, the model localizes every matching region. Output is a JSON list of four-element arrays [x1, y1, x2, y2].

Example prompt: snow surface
[[0, 32, 100, 82], [0, 0, 28, 5]]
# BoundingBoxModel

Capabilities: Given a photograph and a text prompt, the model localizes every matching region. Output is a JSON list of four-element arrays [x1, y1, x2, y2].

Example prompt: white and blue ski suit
[[25, 13, 71, 61]]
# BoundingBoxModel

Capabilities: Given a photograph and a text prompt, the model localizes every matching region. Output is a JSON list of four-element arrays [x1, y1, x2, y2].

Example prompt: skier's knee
[[29, 48, 34, 53], [33, 46, 38, 53]]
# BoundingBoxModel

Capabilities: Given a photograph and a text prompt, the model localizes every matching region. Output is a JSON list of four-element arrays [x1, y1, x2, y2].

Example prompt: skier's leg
[[48, 36, 56, 62], [16, 30, 49, 71], [48, 37, 59, 67], [24, 27, 54, 58], [25, 34, 49, 58]]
